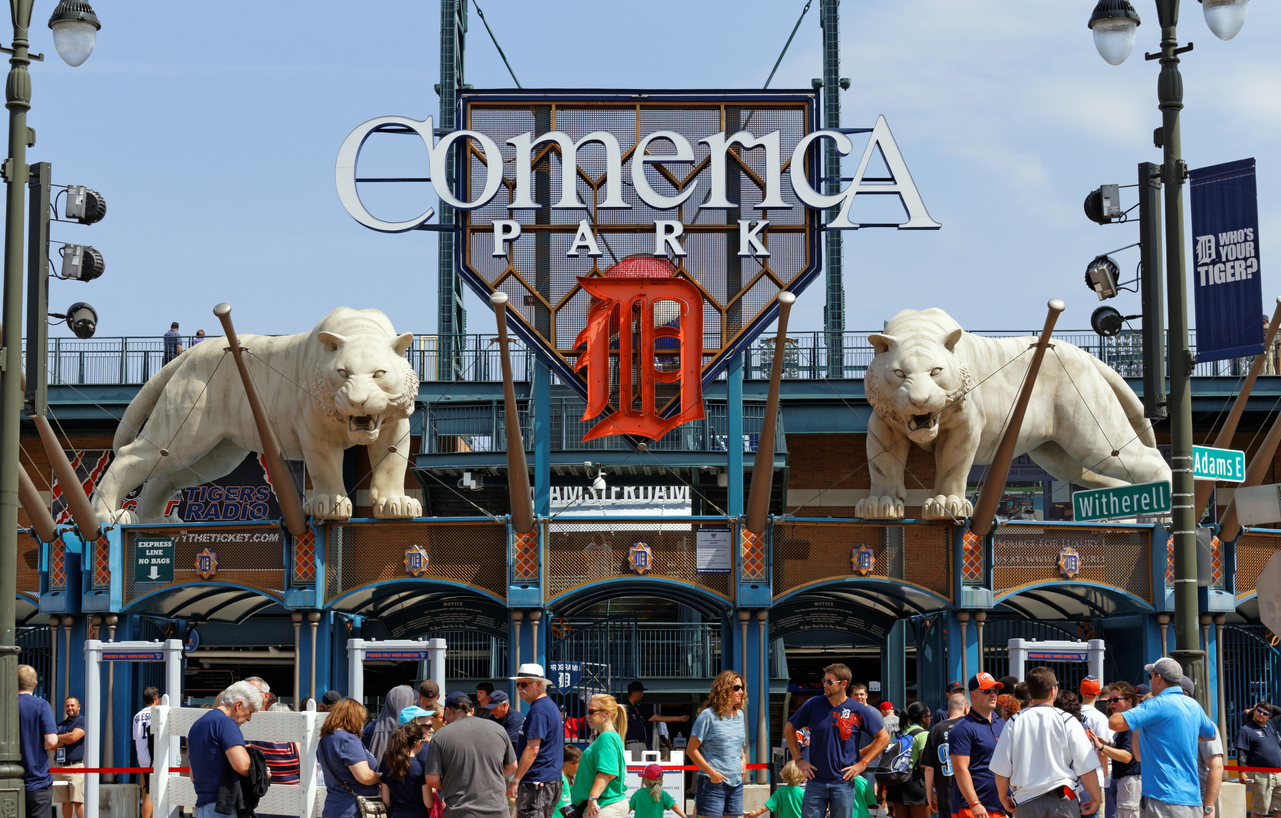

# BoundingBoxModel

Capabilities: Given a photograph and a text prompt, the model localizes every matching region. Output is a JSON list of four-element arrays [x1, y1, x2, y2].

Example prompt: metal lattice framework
[[325, 521, 508, 601], [544, 519, 733, 601], [1236, 530, 1281, 600], [771, 520, 952, 600], [992, 525, 1151, 603], [458, 90, 820, 414]]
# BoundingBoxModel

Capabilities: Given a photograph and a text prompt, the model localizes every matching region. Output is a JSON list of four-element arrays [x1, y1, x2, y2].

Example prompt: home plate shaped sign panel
[[459, 91, 825, 430], [337, 88, 941, 439]]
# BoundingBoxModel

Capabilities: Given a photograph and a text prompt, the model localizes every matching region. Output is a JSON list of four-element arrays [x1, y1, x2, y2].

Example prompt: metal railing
[[29, 329, 1265, 387], [549, 620, 721, 680], [423, 399, 780, 454]]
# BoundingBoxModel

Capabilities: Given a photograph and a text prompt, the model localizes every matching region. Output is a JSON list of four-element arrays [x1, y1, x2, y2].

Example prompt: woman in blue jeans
[[688, 671, 748, 818]]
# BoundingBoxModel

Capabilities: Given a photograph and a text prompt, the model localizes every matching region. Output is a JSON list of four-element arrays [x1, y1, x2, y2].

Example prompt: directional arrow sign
[[1192, 445, 1246, 482], [1072, 481, 1171, 522], [134, 537, 175, 583]]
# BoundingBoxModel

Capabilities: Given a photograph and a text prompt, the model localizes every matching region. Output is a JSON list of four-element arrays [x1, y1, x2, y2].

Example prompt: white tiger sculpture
[[856, 307, 1171, 520], [92, 307, 422, 524]]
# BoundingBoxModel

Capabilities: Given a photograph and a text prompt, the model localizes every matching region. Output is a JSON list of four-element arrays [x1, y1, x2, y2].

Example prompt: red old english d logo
[[573, 276, 704, 441]]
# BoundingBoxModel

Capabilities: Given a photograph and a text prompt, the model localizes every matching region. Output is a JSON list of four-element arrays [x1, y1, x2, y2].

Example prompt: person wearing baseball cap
[[880, 701, 901, 738], [485, 689, 525, 745], [1107, 657, 1218, 818], [935, 682, 965, 726], [990, 665, 1100, 818], [623, 680, 690, 756], [628, 764, 685, 818], [1078, 676, 1113, 814], [948, 673, 1006, 818], [424, 690, 518, 818]]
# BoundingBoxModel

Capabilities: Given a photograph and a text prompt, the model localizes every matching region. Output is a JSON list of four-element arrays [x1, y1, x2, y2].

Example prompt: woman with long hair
[[884, 702, 931, 818], [379, 722, 430, 818], [687, 671, 748, 818], [318, 697, 382, 818], [570, 694, 629, 818]]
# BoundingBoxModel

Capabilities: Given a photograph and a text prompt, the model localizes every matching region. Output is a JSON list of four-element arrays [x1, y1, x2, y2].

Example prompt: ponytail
[[385, 722, 426, 781]]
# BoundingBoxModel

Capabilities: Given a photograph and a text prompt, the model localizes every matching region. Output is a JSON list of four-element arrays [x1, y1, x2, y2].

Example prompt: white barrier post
[[347, 638, 365, 703], [347, 638, 444, 705], [426, 638, 446, 694], [152, 694, 176, 818], [1088, 638, 1106, 681], [84, 640, 103, 818]]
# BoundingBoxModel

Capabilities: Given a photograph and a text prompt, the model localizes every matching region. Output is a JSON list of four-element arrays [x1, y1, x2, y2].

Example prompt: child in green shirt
[[559, 745, 582, 814], [851, 775, 878, 818], [747, 761, 805, 818], [628, 764, 687, 818]]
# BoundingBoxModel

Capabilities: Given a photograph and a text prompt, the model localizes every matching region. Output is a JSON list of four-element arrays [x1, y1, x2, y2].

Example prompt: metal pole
[[1152, 0, 1205, 710], [957, 612, 969, 686], [1192, 297, 1281, 519], [47, 616, 59, 709], [63, 616, 72, 703], [746, 292, 796, 534], [491, 293, 534, 534], [755, 610, 768, 785], [969, 300, 1066, 537], [819, 0, 845, 378], [1158, 613, 1170, 657], [34, 414, 101, 541], [0, 1, 32, 805], [974, 611, 986, 674], [1213, 613, 1227, 743], [212, 304, 309, 536], [104, 615, 117, 782], [293, 612, 302, 707], [308, 611, 320, 701]]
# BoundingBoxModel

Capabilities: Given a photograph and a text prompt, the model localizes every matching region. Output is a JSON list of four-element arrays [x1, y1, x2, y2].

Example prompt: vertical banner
[[1190, 157, 1264, 362]]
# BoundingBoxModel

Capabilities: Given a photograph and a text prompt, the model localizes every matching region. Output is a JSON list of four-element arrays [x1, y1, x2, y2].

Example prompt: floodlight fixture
[[60, 243, 104, 281], [1084, 184, 1123, 224], [65, 185, 106, 225], [1089, 0, 1141, 65], [1085, 255, 1121, 300], [51, 302, 98, 339]]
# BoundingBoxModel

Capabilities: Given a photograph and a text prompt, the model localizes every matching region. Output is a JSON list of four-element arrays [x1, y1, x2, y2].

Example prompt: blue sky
[[26, 1, 1280, 341]]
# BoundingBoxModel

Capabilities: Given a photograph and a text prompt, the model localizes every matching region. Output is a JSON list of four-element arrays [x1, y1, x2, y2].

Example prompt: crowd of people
[[14, 655, 1281, 818]]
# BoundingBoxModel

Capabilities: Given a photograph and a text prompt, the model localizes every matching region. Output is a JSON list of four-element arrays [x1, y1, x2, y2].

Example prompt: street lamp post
[[1087, 0, 1249, 711], [0, 1, 98, 812]]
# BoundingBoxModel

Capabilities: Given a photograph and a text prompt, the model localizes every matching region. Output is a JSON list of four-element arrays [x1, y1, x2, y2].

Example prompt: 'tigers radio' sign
[[335, 110, 940, 249]]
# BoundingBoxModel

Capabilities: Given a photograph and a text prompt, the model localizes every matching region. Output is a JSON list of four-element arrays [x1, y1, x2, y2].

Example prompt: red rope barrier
[[50, 767, 190, 774], [625, 763, 771, 771], [1225, 765, 1281, 773]]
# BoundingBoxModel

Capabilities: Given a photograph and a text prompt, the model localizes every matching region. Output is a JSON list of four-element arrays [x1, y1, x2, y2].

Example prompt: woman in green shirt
[[571, 694, 629, 818]]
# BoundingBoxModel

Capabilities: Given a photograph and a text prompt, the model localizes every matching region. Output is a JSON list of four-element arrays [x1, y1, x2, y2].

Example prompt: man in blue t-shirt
[[188, 681, 263, 818], [786, 663, 889, 818], [508, 664, 565, 818], [1108, 657, 1217, 817], [54, 696, 87, 818], [1235, 700, 1281, 818], [949, 672, 1007, 818], [19, 665, 59, 818]]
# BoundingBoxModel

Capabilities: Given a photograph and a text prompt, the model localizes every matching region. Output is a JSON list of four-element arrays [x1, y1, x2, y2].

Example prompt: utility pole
[[437, 0, 467, 381]]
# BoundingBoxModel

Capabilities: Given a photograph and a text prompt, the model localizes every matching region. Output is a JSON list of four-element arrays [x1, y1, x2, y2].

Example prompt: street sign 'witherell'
[[1072, 481, 1171, 522]]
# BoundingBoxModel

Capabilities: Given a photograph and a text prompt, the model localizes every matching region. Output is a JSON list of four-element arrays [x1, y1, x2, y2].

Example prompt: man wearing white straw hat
[[508, 664, 565, 818]]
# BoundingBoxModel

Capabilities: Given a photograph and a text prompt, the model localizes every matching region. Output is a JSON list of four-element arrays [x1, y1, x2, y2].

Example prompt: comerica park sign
[[336, 90, 938, 441]]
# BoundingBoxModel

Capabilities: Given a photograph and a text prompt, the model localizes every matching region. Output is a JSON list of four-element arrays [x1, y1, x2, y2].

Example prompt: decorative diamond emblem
[[93, 535, 112, 588], [962, 530, 984, 581], [627, 542, 654, 575], [403, 544, 430, 577], [1058, 546, 1081, 580], [850, 544, 876, 577], [50, 538, 67, 589], [1166, 535, 1175, 586], [513, 530, 539, 582], [741, 529, 766, 581], [194, 547, 219, 580], [293, 529, 316, 583]]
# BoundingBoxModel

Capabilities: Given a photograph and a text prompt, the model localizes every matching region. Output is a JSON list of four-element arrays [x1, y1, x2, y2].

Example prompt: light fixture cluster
[[1088, 0, 1249, 65]]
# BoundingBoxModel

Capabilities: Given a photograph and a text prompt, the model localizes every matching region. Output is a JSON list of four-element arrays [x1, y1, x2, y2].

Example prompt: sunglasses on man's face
[[1109, 697, 1127, 703], [822, 678, 842, 686], [516, 681, 534, 689]]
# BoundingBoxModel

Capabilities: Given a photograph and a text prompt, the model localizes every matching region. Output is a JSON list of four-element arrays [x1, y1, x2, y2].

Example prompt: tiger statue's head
[[309, 308, 418, 446], [864, 308, 974, 445]]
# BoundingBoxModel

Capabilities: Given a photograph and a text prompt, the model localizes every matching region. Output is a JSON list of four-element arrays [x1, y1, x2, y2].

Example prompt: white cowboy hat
[[510, 663, 552, 685]]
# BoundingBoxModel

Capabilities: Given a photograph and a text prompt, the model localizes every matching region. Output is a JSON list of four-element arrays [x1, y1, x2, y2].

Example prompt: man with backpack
[[989, 666, 1100, 818], [880, 702, 932, 818], [924, 691, 970, 818]]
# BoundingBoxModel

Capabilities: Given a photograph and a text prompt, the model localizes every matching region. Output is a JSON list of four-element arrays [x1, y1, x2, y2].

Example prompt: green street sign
[[1072, 481, 1171, 522], [1192, 445, 1246, 482], [134, 538, 174, 583]]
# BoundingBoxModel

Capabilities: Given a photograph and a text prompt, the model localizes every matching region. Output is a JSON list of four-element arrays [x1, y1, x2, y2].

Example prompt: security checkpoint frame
[[1007, 638, 1105, 681], [83, 639, 184, 818], [347, 637, 446, 704]]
